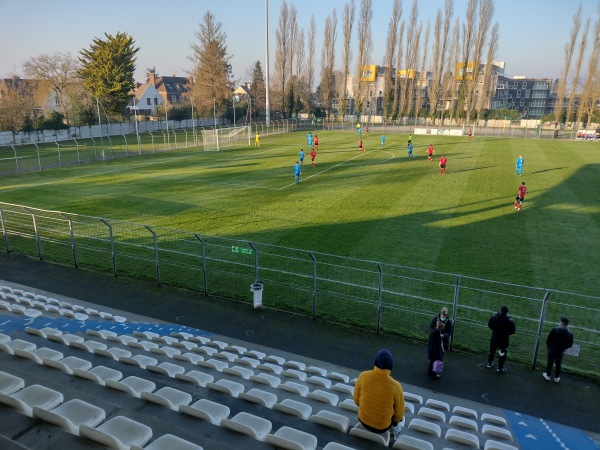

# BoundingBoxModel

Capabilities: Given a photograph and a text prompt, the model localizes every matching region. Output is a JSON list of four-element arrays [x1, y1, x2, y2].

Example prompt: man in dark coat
[[487, 305, 516, 373], [543, 317, 574, 383]]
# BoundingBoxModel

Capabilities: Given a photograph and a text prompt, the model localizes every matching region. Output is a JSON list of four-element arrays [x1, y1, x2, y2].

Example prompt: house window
[[154, 97, 158, 105], [520, 100, 525, 106], [172, 95, 178, 103], [516, 90, 521, 98], [525, 90, 530, 98], [522, 81, 527, 88], [146, 98, 151, 105]]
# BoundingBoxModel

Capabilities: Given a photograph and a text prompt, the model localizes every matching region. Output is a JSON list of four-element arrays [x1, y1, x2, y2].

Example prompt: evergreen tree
[[78, 32, 139, 121], [189, 11, 233, 119], [250, 61, 266, 119]]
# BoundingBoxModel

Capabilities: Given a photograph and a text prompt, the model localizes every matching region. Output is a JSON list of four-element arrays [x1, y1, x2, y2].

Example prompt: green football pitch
[[1, 130, 599, 296]]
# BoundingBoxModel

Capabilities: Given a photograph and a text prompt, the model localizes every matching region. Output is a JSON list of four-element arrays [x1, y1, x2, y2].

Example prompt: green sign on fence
[[231, 245, 254, 255]]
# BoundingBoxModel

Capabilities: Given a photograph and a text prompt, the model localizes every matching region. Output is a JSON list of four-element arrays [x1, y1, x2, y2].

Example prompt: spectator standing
[[543, 317, 574, 383], [487, 306, 516, 373], [428, 321, 445, 379], [430, 307, 453, 352]]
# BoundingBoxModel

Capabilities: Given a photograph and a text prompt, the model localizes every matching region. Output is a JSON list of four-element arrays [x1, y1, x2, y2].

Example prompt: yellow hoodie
[[353, 366, 405, 432]]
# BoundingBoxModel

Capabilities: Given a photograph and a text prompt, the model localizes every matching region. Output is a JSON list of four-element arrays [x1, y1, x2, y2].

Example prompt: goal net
[[202, 125, 251, 151]]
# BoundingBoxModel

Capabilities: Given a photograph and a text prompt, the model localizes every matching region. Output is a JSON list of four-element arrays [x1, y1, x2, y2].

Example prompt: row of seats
[[7, 327, 518, 450]]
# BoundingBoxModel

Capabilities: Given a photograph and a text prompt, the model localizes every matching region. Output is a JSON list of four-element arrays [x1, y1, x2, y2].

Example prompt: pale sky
[[0, 0, 597, 84]]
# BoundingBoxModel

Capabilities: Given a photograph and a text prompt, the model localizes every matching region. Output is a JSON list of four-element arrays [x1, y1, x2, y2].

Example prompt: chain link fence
[[1, 202, 598, 379]]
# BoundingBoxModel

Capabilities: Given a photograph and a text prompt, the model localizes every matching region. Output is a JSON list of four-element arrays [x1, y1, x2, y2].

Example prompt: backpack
[[432, 360, 444, 374]]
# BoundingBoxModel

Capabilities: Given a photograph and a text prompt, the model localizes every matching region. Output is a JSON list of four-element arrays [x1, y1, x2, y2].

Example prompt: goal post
[[202, 125, 251, 151]]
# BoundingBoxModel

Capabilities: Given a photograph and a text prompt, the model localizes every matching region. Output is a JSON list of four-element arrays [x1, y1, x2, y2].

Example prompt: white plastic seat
[[80, 415, 152, 450], [449, 415, 478, 431], [108, 334, 137, 345], [0, 371, 25, 395], [257, 362, 283, 374], [222, 365, 254, 379], [273, 399, 312, 420], [306, 376, 331, 388], [94, 347, 132, 360], [106, 376, 156, 398], [141, 386, 192, 411], [306, 366, 327, 376], [54, 334, 85, 346], [482, 424, 513, 441], [221, 412, 272, 441], [331, 382, 353, 395], [170, 331, 193, 340], [0, 384, 63, 417], [43, 356, 93, 374], [453, 405, 478, 419], [119, 354, 158, 369], [234, 356, 260, 368], [283, 360, 306, 371], [188, 335, 211, 345], [339, 398, 359, 413], [307, 389, 339, 406], [0, 339, 36, 355], [266, 426, 318, 450], [32, 399, 106, 434], [309, 410, 350, 432], [326, 372, 350, 383], [445, 428, 480, 448], [425, 399, 450, 411], [152, 336, 178, 345], [282, 368, 307, 381], [349, 422, 390, 446], [197, 358, 228, 371], [484, 440, 519, 450], [128, 340, 160, 351], [44, 304, 60, 313], [224, 344, 246, 354], [408, 418, 442, 437], [323, 443, 357, 450], [70, 340, 107, 352], [85, 308, 99, 316], [263, 354, 285, 365], [212, 351, 237, 362], [405, 402, 415, 414], [418, 406, 446, 422], [150, 346, 181, 358], [206, 379, 245, 397], [25, 327, 62, 339], [179, 398, 230, 425], [86, 329, 117, 339], [243, 350, 266, 360], [24, 308, 42, 318], [239, 388, 278, 408], [175, 370, 214, 387], [481, 413, 507, 427], [133, 331, 159, 340], [10, 304, 26, 314], [73, 365, 123, 386], [205, 339, 227, 349], [15, 347, 63, 365], [404, 392, 423, 404], [172, 341, 197, 350], [132, 434, 203, 450], [249, 372, 281, 388], [147, 362, 185, 377], [392, 434, 434, 450], [279, 381, 309, 397], [174, 352, 205, 364]]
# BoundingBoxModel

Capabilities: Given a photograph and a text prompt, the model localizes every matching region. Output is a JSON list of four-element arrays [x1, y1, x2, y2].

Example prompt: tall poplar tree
[[189, 11, 233, 119], [78, 32, 139, 121]]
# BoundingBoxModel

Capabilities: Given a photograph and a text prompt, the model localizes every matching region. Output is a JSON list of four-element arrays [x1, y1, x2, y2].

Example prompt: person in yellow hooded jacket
[[354, 349, 405, 435]]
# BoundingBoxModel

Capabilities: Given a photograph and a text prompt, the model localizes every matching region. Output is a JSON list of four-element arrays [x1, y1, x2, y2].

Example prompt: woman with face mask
[[430, 307, 453, 352]]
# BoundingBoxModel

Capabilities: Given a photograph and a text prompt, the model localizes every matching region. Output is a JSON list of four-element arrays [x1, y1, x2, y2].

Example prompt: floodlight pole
[[265, 0, 271, 127]]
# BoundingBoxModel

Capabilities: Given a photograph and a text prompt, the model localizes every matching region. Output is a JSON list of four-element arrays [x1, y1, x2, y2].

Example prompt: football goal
[[202, 125, 251, 151]]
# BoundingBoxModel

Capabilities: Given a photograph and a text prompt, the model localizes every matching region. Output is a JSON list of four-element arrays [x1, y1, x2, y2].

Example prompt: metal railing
[[1, 202, 598, 379]]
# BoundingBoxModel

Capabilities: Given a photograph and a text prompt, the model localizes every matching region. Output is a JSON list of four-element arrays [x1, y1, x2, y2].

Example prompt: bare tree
[[455, 0, 477, 122], [465, 0, 494, 122], [566, 16, 589, 127], [476, 21, 499, 123], [287, 4, 299, 117], [274, 0, 290, 116], [391, 21, 405, 118], [355, 0, 373, 116], [400, 0, 419, 118], [578, 8, 600, 127], [383, 0, 402, 120], [555, 4, 582, 123], [443, 17, 461, 124], [429, 0, 454, 121], [320, 9, 338, 120], [304, 15, 317, 117], [414, 21, 429, 123], [23, 51, 80, 125], [339, 0, 356, 122], [0, 78, 36, 137], [294, 29, 306, 115]]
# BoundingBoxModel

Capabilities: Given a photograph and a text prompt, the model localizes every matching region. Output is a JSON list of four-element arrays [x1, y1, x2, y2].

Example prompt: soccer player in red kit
[[358, 138, 364, 152], [314, 135, 319, 150], [514, 182, 527, 211], [427, 144, 435, 161], [439, 155, 447, 174], [310, 148, 317, 167]]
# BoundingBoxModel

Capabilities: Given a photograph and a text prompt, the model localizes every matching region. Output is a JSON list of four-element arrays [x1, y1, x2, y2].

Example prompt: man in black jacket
[[543, 317, 574, 383], [487, 305, 516, 373]]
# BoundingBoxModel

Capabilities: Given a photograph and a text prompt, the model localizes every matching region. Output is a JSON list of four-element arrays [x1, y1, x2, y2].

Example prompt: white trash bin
[[250, 282, 263, 308]]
